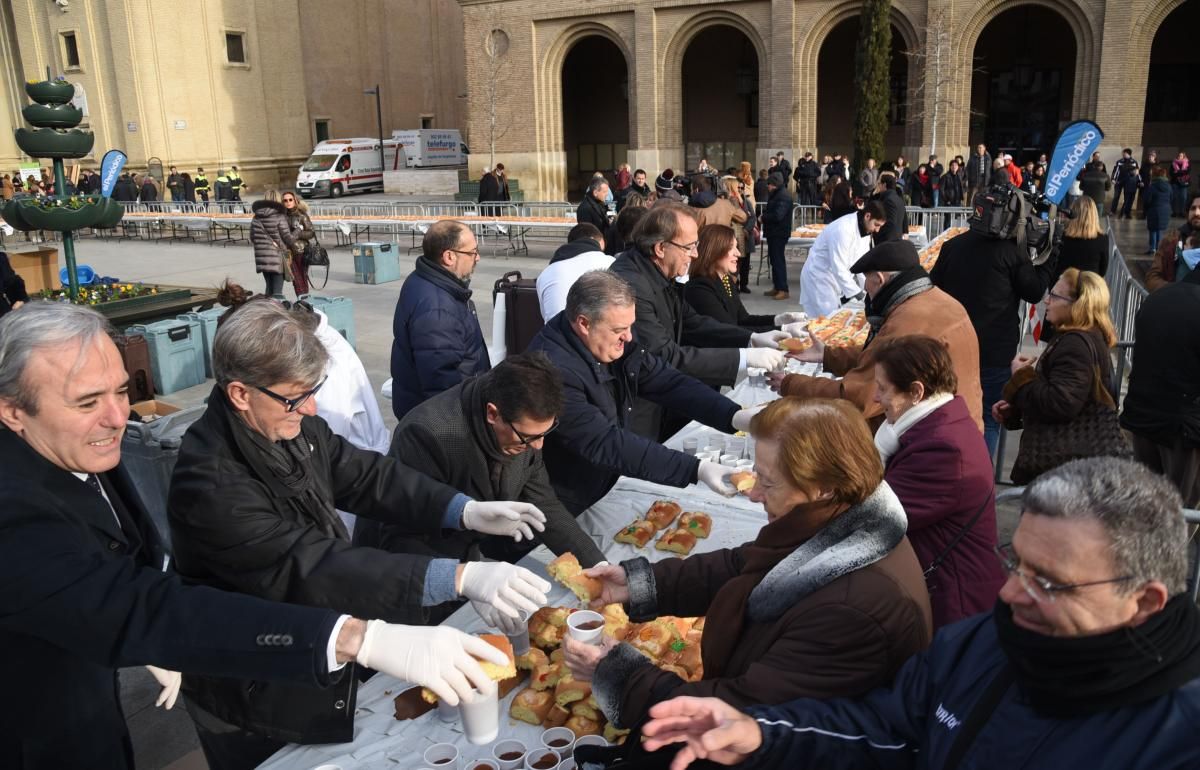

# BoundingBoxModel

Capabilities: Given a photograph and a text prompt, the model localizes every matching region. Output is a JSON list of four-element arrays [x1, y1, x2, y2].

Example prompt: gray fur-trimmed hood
[[746, 481, 908, 623]]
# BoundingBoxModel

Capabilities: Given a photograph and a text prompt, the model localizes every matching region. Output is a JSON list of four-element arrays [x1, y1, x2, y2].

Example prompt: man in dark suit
[[0, 303, 507, 769]]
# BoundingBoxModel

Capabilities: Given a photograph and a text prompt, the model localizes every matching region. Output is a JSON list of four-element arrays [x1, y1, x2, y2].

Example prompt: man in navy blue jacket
[[527, 270, 760, 514], [638, 457, 1200, 770], [391, 220, 490, 419]]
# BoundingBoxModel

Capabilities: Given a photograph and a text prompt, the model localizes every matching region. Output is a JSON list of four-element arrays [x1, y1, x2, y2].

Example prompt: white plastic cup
[[719, 453, 739, 466], [423, 743, 461, 769], [523, 748, 561, 770], [460, 681, 500, 745], [541, 726, 576, 757], [735, 459, 754, 470], [709, 436, 727, 453], [682, 437, 699, 455], [566, 610, 605, 646], [492, 739, 527, 770], [466, 761, 500, 770], [573, 734, 608, 752], [508, 610, 531, 656], [558, 760, 577, 770]]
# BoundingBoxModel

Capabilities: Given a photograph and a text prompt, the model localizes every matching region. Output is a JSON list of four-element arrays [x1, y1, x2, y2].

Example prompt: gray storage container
[[121, 405, 207, 549]]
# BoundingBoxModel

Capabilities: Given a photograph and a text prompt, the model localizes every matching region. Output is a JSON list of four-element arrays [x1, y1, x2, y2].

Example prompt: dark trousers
[[1172, 184, 1191, 217], [766, 234, 789, 292], [738, 254, 751, 289], [1111, 183, 1137, 217], [263, 271, 284, 297], [981, 364, 1011, 458], [186, 697, 285, 770], [1132, 433, 1200, 509]]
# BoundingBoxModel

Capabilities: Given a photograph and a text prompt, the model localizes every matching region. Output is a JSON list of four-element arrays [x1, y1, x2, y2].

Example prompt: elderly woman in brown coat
[[562, 398, 932, 731]]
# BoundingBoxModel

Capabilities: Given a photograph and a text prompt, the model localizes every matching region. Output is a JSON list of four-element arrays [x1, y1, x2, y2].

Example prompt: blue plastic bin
[[352, 242, 402, 285], [59, 264, 96, 286], [302, 294, 357, 349], [177, 307, 226, 377], [125, 318, 206, 395]]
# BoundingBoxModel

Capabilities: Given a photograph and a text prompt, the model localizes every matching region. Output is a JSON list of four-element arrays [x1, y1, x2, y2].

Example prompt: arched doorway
[[970, 5, 1077, 164], [816, 19, 909, 160], [681, 25, 759, 173], [1142, 0, 1200, 151], [562, 36, 629, 200]]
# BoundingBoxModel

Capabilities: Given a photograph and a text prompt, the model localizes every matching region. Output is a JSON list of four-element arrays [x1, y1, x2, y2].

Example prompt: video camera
[[968, 184, 1061, 265]]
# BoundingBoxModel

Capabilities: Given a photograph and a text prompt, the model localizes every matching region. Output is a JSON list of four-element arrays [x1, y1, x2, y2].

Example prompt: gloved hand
[[773, 311, 807, 326], [458, 561, 550, 620], [462, 500, 546, 542], [145, 666, 181, 710], [744, 348, 785, 371], [470, 600, 527, 636], [355, 621, 505, 706], [780, 321, 809, 338], [749, 330, 790, 349], [731, 405, 767, 433], [697, 460, 737, 496]]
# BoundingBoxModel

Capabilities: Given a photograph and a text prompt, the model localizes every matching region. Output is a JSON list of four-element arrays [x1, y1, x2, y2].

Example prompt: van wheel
[[330, 183, 343, 198]]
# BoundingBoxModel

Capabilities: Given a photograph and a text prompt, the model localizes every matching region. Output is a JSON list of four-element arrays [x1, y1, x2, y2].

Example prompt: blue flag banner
[[99, 149, 127, 198], [1043, 120, 1104, 207]]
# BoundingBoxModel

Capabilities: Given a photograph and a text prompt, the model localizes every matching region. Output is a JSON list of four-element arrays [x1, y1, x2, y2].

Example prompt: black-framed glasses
[[256, 375, 327, 413], [667, 240, 699, 254], [505, 416, 560, 446], [1047, 290, 1075, 303], [450, 248, 480, 259], [993, 543, 1135, 603]]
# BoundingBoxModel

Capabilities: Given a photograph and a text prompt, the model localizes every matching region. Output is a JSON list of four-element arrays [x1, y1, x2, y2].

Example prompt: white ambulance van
[[296, 138, 404, 198], [391, 129, 468, 167]]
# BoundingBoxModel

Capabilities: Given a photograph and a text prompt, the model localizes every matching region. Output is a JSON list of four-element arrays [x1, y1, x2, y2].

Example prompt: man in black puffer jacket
[[872, 172, 908, 243]]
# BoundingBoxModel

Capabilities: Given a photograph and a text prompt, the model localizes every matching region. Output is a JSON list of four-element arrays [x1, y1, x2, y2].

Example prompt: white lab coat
[[313, 310, 391, 535], [535, 251, 615, 320], [799, 211, 871, 317]]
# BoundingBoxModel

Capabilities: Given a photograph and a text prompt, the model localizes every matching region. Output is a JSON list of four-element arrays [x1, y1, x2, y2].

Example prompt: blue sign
[[1043, 120, 1104, 207], [99, 149, 127, 197]]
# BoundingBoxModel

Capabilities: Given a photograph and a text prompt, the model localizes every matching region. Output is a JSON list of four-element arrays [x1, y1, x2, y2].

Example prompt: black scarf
[[863, 266, 932, 347], [993, 595, 1200, 718], [461, 376, 511, 498]]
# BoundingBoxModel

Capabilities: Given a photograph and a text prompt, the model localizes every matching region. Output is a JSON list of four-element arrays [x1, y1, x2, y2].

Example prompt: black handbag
[[1010, 332, 1131, 484], [303, 238, 330, 289]]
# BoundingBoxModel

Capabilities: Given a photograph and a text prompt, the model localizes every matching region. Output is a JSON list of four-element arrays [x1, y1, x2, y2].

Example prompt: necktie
[[85, 474, 123, 532]]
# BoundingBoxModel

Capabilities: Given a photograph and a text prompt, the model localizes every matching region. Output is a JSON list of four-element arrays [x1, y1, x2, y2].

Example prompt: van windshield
[[302, 154, 338, 172]]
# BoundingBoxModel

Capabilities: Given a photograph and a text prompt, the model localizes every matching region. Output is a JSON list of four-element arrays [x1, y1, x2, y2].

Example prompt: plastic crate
[[302, 294, 356, 349], [177, 307, 226, 377], [125, 318, 206, 395], [122, 402, 207, 549], [112, 333, 155, 403], [352, 241, 402, 285]]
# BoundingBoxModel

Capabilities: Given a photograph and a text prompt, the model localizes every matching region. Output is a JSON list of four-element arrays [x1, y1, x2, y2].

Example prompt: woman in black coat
[[685, 224, 798, 332], [1055, 196, 1109, 278], [0, 252, 28, 317]]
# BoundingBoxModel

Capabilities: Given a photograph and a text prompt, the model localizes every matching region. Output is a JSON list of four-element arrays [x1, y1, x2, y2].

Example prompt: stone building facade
[[0, 0, 466, 187], [459, 0, 1200, 200]]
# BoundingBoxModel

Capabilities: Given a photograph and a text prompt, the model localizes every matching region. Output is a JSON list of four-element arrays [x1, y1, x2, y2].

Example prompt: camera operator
[[930, 186, 1058, 457]]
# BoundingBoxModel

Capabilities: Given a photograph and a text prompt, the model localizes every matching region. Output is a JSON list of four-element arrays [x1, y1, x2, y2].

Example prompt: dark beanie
[[767, 172, 784, 187], [655, 169, 675, 191], [850, 239, 920, 274]]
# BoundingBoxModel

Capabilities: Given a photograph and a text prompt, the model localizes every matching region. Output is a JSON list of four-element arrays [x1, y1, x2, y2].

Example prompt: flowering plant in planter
[[39, 282, 159, 306]]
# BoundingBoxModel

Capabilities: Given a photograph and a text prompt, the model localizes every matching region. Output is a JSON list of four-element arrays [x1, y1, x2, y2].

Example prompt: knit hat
[[655, 169, 675, 191], [850, 239, 920, 274]]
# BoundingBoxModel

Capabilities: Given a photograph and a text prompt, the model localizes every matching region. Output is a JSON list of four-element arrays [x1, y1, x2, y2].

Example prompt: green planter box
[[1, 199, 36, 231], [12, 196, 107, 230], [15, 127, 94, 159], [22, 102, 83, 129], [25, 80, 76, 105], [93, 197, 125, 228]]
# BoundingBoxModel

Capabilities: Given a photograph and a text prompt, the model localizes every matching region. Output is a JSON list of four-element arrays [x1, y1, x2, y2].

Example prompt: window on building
[[225, 32, 246, 64], [421, 116, 433, 129], [314, 120, 330, 143], [61, 32, 80, 69]]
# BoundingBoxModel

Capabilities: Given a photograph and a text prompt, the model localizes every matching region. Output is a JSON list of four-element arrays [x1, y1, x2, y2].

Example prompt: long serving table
[[260, 374, 823, 769]]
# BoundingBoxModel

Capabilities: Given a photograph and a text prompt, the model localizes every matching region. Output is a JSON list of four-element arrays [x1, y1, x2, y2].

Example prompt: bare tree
[[482, 21, 512, 169], [902, 10, 983, 159]]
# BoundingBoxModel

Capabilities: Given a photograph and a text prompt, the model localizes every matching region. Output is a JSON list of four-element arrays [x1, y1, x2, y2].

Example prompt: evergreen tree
[[853, 0, 892, 180]]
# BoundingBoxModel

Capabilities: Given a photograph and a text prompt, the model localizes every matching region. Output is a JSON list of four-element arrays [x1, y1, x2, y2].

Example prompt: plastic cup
[[558, 760, 577, 770], [424, 743, 461, 769], [719, 453, 739, 466], [567, 610, 605, 645], [682, 437, 699, 455], [573, 735, 608, 752], [492, 739, 527, 770], [460, 681, 500, 745], [735, 459, 754, 470], [508, 609, 531, 657], [541, 726, 576, 757], [701, 445, 720, 456], [709, 436, 727, 454], [524, 749, 561, 770], [467, 761, 500, 770]]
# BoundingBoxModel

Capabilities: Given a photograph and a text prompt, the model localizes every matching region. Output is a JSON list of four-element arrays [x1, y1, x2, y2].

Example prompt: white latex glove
[[470, 599, 527, 636], [462, 500, 546, 542], [355, 621, 505, 707], [458, 561, 550, 619], [749, 330, 790, 349], [773, 311, 807, 326], [731, 405, 767, 433], [697, 460, 738, 496], [744, 348, 785, 371], [780, 321, 809, 338], [145, 665, 181, 710]]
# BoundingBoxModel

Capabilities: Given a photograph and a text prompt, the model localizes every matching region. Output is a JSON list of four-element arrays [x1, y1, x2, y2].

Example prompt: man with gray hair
[[637, 457, 1200, 770], [0, 302, 510, 769], [526, 270, 763, 514], [167, 299, 551, 767]]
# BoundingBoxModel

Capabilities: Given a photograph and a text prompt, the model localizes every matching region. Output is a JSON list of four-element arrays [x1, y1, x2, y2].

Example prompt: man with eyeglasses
[[391, 219, 490, 419], [168, 300, 552, 767], [634, 457, 1200, 770], [357, 352, 606, 605], [610, 202, 789, 440]]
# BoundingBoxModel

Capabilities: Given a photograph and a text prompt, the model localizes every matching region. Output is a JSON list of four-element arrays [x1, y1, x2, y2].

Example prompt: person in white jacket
[[799, 201, 886, 316]]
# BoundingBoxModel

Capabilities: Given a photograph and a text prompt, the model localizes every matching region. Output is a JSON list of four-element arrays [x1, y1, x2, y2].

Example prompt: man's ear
[[485, 402, 501, 427], [225, 382, 253, 413], [0, 396, 27, 433]]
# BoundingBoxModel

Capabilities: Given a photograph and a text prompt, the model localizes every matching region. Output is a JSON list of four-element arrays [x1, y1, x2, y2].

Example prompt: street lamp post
[[363, 85, 384, 187]]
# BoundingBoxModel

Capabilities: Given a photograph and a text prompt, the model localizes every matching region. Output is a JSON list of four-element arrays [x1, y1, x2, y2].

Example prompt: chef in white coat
[[798, 200, 886, 316]]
